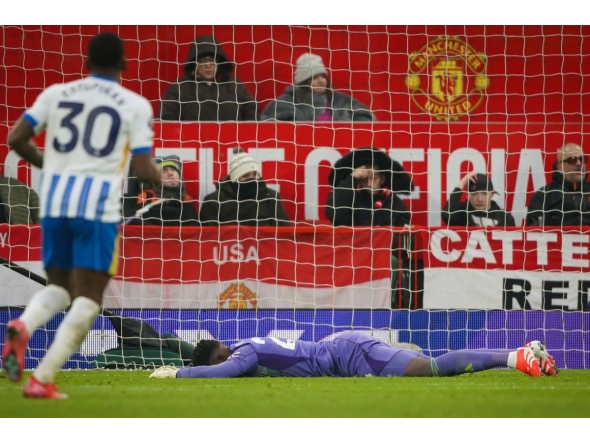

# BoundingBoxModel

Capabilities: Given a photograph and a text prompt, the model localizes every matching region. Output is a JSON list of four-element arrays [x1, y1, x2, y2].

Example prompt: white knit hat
[[294, 53, 327, 85], [229, 150, 259, 182]]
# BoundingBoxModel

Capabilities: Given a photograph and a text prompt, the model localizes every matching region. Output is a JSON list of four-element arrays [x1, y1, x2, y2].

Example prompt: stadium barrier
[[2, 224, 588, 311], [1, 224, 589, 369], [0, 308, 588, 370]]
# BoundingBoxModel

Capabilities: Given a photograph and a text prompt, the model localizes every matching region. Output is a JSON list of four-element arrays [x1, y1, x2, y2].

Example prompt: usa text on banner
[[0, 225, 393, 309]]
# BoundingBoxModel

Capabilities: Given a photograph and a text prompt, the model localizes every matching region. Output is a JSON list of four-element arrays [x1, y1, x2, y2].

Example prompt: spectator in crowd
[[123, 155, 199, 226], [442, 171, 516, 227], [199, 148, 290, 226], [324, 147, 412, 227], [526, 143, 590, 227], [260, 53, 374, 122], [0, 175, 40, 224], [324, 147, 413, 305], [159, 35, 257, 122]]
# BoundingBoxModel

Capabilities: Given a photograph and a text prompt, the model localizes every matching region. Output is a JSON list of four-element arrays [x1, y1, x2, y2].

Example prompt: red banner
[[3, 224, 590, 309], [0, 225, 394, 309], [118, 225, 393, 287], [0, 122, 586, 227], [426, 227, 590, 272]]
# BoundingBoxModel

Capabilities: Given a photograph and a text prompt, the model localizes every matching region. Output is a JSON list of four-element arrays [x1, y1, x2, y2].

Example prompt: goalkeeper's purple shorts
[[379, 348, 431, 377], [41, 217, 120, 275]]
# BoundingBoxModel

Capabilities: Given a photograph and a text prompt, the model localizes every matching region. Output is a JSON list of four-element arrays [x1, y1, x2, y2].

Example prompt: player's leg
[[30, 269, 110, 383], [24, 219, 119, 399], [2, 218, 72, 383], [437, 344, 558, 376], [378, 348, 431, 377], [18, 268, 72, 332], [403, 346, 541, 377]]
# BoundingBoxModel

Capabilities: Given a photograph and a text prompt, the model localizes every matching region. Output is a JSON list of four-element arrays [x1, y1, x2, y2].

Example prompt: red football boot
[[515, 346, 542, 377], [23, 375, 68, 400], [2, 319, 29, 382], [525, 341, 559, 376]]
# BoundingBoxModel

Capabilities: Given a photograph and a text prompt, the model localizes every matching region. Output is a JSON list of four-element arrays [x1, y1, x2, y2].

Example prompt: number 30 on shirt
[[53, 101, 121, 158]]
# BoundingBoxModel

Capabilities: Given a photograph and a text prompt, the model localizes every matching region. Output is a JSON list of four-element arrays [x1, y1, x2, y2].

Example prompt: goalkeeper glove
[[149, 365, 179, 379]]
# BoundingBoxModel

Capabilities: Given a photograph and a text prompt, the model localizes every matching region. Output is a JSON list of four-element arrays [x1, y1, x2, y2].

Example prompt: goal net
[[0, 25, 588, 371]]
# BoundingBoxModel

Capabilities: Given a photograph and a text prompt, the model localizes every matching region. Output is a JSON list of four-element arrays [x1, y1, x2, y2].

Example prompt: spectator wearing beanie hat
[[199, 148, 290, 226], [442, 171, 516, 227], [260, 52, 374, 122], [122, 155, 199, 226]]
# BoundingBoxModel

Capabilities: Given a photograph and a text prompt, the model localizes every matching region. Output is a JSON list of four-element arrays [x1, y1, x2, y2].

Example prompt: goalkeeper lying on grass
[[150, 332, 558, 379]]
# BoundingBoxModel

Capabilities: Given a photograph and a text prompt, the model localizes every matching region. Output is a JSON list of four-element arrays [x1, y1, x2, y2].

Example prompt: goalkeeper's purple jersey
[[176, 332, 404, 378]]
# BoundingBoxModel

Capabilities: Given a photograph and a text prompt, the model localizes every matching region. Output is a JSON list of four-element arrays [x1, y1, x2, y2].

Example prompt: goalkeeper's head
[[192, 340, 232, 366]]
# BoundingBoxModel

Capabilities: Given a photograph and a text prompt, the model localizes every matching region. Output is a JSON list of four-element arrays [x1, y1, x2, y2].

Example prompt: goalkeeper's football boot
[[2, 319, 29, 382], [526, 340, 559, 376], [23, 375, 68, 400], [515, 346, 541, 377]]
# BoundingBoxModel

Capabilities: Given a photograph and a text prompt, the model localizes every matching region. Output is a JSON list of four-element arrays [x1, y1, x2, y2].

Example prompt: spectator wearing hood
[[526, 143, 590, 227], [325, 147, 413, 226], [122, 155, 199, 226], [0, 175, 39, 224], [260, 53, 374, 122], [442, 172, 516, 227], [199, 148, 290, 226], [159, 35, 257, 121]]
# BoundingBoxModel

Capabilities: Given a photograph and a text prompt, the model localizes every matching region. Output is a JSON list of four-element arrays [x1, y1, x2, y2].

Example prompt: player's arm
[[160, 346, 258, 379], [7, 117, 43, 169], [132, 153, 161, 187], [175, 359, 247, 378], [129, 99, 162, 187], [150, 360, 249, 379]]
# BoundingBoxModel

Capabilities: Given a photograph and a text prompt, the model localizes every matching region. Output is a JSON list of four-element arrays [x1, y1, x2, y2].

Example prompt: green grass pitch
[[1, 369, 589, 417]]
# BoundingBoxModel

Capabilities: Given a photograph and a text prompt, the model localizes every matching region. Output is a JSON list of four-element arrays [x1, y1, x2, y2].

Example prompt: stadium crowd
[[0, 32, 589, 315], [0, 30, 585, 400]]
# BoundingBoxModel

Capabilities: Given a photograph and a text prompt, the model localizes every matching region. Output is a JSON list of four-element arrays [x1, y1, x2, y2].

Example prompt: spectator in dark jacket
[[0, 175, 39, 224], [526, 143, 590, 227], [324, 147, 414, 305], [260, 53, 374, 122], [123, 155, 199, 226], [199, 148, 290, 226], [325, 147, 413, 227], [442, 172, 516, 227], [159, 35, 257, 122]]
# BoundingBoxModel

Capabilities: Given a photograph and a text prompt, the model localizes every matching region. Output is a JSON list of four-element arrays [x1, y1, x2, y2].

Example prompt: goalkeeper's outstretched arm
[[151, 339, 258, 378], [176, 359, 247, 378]]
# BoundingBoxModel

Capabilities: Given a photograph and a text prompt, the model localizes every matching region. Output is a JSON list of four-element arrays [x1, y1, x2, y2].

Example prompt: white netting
[[0, 25, 588, 370]]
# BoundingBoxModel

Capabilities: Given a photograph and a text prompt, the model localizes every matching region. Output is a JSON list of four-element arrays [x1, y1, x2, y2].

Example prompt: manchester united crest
[[218, 282, 258, 309], [406, 36, 489, 120]]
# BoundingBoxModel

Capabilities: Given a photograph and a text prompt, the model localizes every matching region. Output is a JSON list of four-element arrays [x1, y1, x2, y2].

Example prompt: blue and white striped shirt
[[24, 74, 154, 223]]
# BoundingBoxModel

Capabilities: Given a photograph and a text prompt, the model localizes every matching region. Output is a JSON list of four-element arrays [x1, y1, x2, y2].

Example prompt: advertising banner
[[0, 308, 586, 369], [0, 225, 393, 309], [424, 228, 590, 310]]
